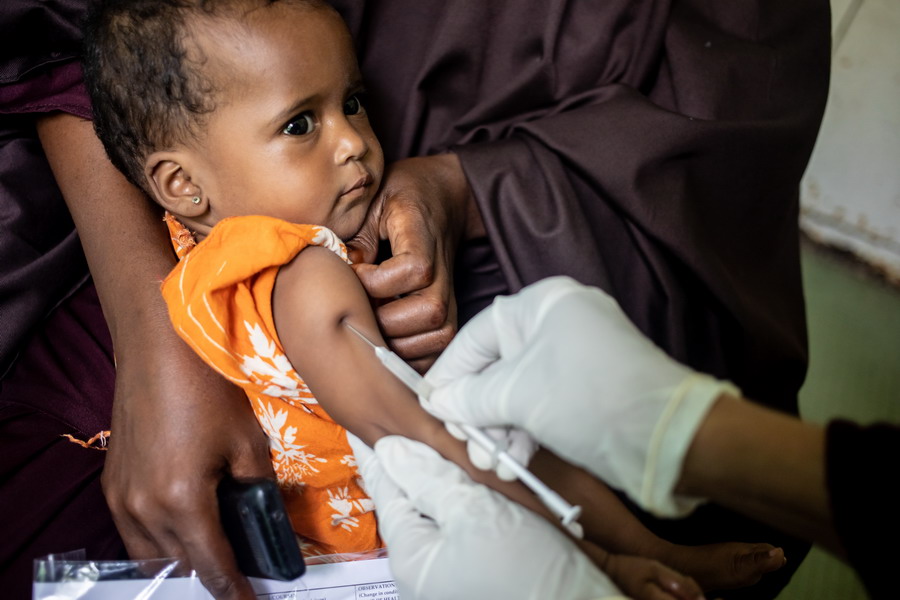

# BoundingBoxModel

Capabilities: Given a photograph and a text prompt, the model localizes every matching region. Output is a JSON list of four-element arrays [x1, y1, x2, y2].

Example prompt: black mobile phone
[[217, 476, 306, 581]]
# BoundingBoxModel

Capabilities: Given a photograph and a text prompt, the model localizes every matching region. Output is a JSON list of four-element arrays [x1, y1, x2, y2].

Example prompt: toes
[[759, 546, 786, 572], [732, 544, 786, 584]]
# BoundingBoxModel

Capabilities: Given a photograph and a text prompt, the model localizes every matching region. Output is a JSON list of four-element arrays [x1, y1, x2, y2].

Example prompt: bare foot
[[661, 542, 786, 592], [575, 539, 705, 599], [604, 554, 706, 600]]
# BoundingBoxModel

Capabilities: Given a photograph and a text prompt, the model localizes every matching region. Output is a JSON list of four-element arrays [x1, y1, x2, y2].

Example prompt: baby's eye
[[343, 94, 364, 116], [283, 113, 315, 136]]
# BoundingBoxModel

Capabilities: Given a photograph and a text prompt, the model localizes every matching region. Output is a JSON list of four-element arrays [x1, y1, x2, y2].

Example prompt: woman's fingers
[[348, 156, 469, 365]]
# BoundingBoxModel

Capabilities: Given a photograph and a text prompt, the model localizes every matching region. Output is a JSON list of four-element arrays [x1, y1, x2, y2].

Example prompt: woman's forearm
[[677, 395, 842, 556], [36, 113, 175, 341], [37, 112, 267, 600]]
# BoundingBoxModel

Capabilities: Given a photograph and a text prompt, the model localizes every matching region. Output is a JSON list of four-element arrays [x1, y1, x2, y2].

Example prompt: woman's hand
[[347, 153, 483, 371], [103, 323, 274, 599], [38, 113, 273, 600]]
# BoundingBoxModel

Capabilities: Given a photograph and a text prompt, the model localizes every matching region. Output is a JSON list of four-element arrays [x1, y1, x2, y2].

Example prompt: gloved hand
[[442, 421, 538, 482], [424, 276, 740, 518], [348, 433, 625, 600]]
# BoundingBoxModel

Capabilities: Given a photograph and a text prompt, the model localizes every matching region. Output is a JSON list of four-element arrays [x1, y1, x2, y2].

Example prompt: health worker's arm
[[426, 276, 735, 519], [426, 277, 846, 556], [37, 113, 271, 600], [677, 397, 840, 555]]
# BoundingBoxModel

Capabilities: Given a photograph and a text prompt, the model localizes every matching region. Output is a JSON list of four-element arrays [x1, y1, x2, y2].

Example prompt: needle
[[344, 321, 583, 532]]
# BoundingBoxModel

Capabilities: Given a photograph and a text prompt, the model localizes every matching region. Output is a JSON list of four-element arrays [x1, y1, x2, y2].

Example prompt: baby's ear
[[145, 151, 208, 217]]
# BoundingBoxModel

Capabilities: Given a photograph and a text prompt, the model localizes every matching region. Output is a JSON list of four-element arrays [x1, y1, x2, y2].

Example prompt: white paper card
[[33, 558, 397, 600]]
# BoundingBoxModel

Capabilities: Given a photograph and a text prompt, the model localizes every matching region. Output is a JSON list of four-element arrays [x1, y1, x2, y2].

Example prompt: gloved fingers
[[433, 392, 535, 481], [425, 276, 588, 389], [464, 426, 537, 481], [348, 433, 399, 512], [376, 487, 441, 561], [424, 302, 502, 388], [487, 276, 592, 355], [443, 421, 468, 443], [349, 435, 443, 550], [423, 354, 520, 427], [375, 436, 479, 522], [379, 505, 441, 568], [464, 425, 513, 473], [348, 433, 405, 519], [466, 437, 495, 472], [347, 432, 374, 467], [496, 428, 538, 481]]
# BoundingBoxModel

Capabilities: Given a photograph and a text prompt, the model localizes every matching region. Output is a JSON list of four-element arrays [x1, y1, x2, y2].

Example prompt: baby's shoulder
[[280, 243, 357, 289], [273, 244, 370, 340]]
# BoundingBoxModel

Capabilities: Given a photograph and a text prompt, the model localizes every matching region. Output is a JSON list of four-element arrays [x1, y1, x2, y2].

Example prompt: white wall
[[800, 0, 900, 282]]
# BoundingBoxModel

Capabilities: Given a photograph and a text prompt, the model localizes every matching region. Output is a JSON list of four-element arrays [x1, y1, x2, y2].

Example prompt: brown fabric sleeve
[[450, 1, 831, 410], [0, 0, 87, 84], [337, 0, 830, 409], [0, 60, 92, 119]]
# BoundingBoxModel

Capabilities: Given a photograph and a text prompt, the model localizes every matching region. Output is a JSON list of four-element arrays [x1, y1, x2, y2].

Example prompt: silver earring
[[191, 196, 201, 205]]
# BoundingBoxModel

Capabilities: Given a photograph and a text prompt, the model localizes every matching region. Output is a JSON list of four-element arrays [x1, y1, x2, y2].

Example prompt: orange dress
[[160, 215, 380, 557]]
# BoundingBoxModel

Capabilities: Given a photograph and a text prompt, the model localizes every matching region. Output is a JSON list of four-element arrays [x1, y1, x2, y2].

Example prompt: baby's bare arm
[[273, 247, 548, 511]]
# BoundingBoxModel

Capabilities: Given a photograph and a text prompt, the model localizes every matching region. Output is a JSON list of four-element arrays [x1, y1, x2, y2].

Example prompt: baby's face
[[186, 3, 383, 240]]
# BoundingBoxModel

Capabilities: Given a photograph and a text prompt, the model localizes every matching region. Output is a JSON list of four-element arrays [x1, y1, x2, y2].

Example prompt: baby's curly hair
[[83, 0, 321, 193]]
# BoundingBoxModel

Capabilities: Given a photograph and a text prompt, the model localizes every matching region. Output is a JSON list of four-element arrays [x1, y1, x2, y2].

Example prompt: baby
[[83, 0, 784, 596]]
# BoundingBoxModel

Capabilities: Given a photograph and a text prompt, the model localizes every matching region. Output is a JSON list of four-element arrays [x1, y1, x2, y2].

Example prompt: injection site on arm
[[343, 321, 583, 533]]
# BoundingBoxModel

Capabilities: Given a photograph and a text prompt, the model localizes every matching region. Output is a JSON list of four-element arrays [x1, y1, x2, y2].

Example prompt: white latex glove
[[424, 276, 740, 518], [348, 433, 625, 600], [442, 421, 538, 482]]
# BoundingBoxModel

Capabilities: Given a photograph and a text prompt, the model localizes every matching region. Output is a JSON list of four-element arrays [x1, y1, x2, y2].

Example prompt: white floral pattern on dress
[[327, 486, 376, 531], [312, 227, 350, 263], [255, 398, 327, 488], [240, 322, 317, 404]]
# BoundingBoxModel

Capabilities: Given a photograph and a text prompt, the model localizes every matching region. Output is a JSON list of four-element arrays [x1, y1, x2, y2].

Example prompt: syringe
[[344, 322, 583, 532]]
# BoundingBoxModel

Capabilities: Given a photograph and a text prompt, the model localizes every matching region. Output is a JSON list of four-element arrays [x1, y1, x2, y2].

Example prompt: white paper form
[[254, 558, 397, 600], [33, 558, 397, 600]]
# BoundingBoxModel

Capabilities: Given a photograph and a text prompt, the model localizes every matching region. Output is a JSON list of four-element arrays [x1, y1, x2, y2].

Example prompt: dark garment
[[0, 0, 94, 376], [332, 1, 829, 596], [0, 0, 86, 84], [335, 0, 828, 412], [0, 283, 126, 600], [827, 420, 900, 600], [0, 60, 93, 378]]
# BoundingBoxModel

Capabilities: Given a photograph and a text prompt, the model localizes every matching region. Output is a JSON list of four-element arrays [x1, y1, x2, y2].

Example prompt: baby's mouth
[[340, 173, 373, 199]]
